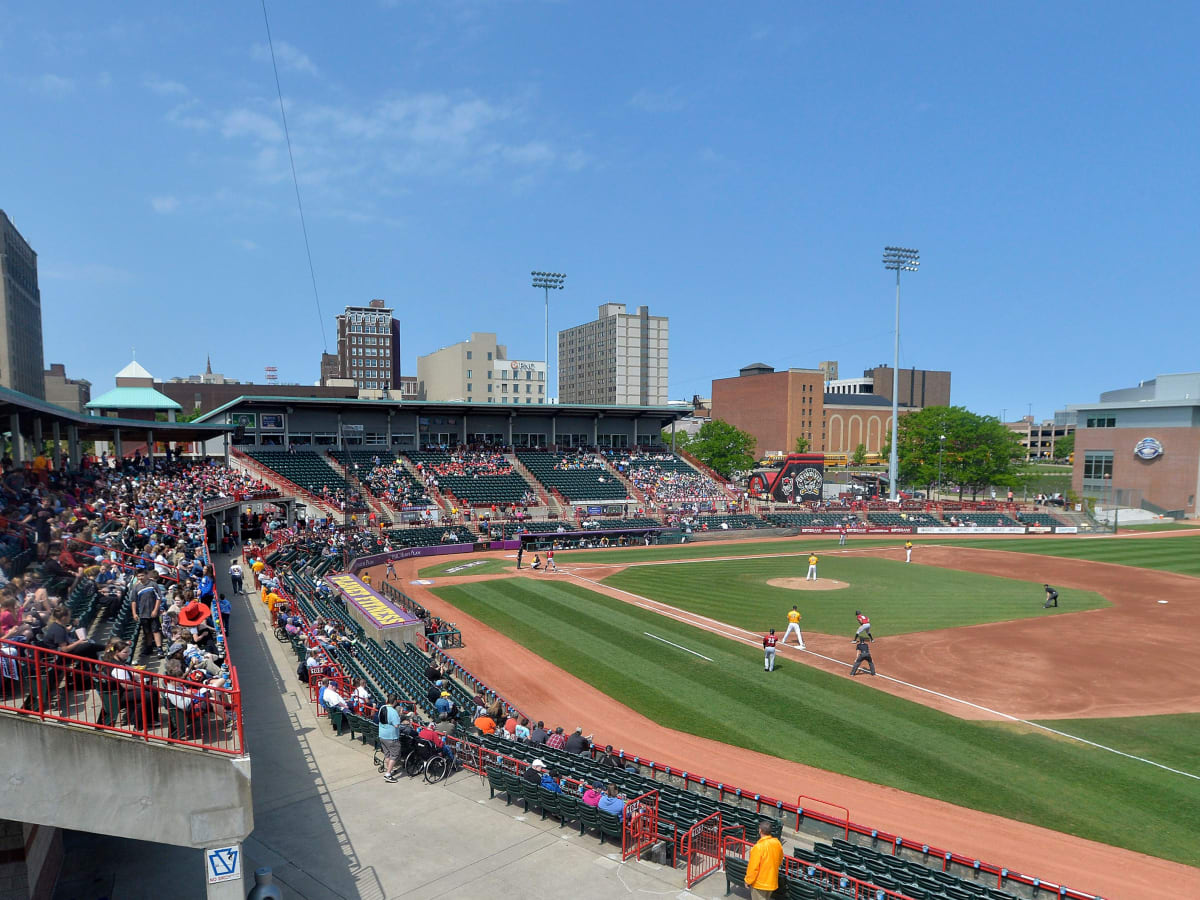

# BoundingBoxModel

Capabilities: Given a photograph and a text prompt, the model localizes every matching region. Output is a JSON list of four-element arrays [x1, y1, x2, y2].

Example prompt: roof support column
[[633, 417, 638, 447], [670, 420, 676, 453], [593, 415, 598, 447], [147, 429, 154, 470], [9, 415, 23, 465], [337, 412, 343, 450], [462, 414, 467, 446], [51, 422, 62, 471], [551, 415, 556, 448], [507, 414, 514, 447], [114, 428, 123, 461], [33, 417, 43, 453], [68, 425, 79, 472]]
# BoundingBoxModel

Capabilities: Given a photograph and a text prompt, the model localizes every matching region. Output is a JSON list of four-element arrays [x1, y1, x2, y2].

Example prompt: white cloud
[[629, 86, 686, 113], [150, 195, 180, 214], [221, 108, 284, 143], [144, 75, 188, 96], [25, 74, 75, 98], [166, 100, 211, 131], [236, 239, 257, 251], [251, 40, 318, 76], [41, 263, 134, 284]]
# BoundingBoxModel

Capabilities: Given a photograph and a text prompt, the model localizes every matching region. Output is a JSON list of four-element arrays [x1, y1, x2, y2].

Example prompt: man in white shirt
[[320, 679, 349, 712]]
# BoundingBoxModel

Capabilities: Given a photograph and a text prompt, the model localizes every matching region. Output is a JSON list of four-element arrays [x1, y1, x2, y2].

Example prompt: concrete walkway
[[55, 551, 705, 899]]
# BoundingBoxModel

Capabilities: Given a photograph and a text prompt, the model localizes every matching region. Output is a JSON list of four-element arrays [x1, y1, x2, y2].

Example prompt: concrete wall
[[0, 713, 252, 850]]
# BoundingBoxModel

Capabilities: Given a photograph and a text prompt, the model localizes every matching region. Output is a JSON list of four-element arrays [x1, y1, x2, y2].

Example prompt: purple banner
[[325, 573, 421, 629]]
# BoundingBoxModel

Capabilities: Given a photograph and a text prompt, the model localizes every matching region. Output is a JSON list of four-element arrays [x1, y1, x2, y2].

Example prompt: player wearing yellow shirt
[[782, 605, 805, 650], [805, 553, 818, 582]]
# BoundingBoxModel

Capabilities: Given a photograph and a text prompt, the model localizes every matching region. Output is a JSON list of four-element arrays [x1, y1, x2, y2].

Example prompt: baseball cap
[[530, 759, 548, 771]]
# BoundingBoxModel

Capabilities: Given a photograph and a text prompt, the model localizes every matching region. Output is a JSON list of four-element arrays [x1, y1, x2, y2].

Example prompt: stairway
[[507, 454, 558, 514], [397, 454, 454, 517]]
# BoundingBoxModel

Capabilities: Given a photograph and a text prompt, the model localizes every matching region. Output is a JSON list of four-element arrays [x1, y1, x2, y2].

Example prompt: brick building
[[1066, 372, 1200, 516], [711, 363, 914, 458]]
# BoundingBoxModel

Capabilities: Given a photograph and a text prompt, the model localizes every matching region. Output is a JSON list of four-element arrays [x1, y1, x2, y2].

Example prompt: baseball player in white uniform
[[783, 606, 805, 649]]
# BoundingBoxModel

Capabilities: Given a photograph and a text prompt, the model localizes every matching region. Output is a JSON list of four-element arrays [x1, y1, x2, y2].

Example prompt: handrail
[[724, 836, 913, 900], [0, 637, 244, 755]]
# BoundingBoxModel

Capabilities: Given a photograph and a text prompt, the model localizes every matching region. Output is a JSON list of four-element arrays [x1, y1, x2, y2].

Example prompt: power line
[[260, 0, 327, 352]]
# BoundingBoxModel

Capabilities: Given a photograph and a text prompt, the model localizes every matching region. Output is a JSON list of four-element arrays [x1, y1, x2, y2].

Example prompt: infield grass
[[599, 555, 1108, 635], [433, 577, 1200, 866]]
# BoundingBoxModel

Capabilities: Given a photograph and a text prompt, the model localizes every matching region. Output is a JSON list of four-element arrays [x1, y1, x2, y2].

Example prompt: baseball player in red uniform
[[763, 629, 779, 672], [851, 610, 873, 642]]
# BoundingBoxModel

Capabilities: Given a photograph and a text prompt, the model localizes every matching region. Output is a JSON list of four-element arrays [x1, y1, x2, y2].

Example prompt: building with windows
[[824, 362, 952, 408], [1067, 372, 1200, 516], [322, 299, 401, 391], [711, 362, 916, 458], [1003, 415, 1076, 461], [0, 210, 46, 399], [43, 363, 91, 412], [417, 332, 545, 405], [558, 303, 668, 406]]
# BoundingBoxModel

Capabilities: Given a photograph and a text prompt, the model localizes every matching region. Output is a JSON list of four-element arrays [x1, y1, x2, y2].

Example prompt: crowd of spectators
[[358, 460, 432, 510], [416, 451, 514, 480], [609, 451, 725, 505]]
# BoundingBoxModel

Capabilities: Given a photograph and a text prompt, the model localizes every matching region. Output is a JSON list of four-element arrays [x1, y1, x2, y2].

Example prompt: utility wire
[[260, 0, 327, 352]]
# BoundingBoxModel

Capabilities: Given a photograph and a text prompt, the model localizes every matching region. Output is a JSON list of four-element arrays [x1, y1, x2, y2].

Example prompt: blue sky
[[2, 1, 1197, 420]]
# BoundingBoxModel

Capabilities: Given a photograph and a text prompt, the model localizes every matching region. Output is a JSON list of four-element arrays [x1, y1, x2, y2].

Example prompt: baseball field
[[407, 531, 1200, 877]]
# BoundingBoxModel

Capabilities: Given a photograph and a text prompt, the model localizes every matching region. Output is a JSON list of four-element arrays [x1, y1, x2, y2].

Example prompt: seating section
[[333, 450, 432, 508], [481, 521, 562, 539], [611, 452, 724, 503], [480, 734, 782, 857], [407, 451, 536, 506], [955, 513, 1020, 528], [764, 513, 859, 528], [1016, 513, 1065, 527], [693, 515, 771, 530], [803, 839, 1021, 900], [867, 512, 941, 527], [518, 452, 629, 501], [247, 450, 345, 495], [385, 525, 477, 548], [583, 518, 661, 530]]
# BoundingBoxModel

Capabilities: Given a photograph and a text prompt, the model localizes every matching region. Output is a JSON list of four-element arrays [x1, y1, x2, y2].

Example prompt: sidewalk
[[55, 551, 701, 899]]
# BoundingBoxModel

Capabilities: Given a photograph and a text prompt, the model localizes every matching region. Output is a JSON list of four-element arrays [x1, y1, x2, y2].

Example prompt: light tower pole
[[531, 271, 566, 401], [882, 246, 919, 501]]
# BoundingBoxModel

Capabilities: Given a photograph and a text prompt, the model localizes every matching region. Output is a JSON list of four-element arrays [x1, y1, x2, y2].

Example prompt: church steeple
[[205, 354, 212, 376]]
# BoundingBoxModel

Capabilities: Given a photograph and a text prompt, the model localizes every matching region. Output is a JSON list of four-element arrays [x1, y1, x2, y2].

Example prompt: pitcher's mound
[[766, 577, 849, 591]]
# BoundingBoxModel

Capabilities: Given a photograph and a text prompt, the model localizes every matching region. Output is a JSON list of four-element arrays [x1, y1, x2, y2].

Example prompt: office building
[[417, 332, 545, 405], [43, 363, 91, 412], [1066, 372, 1200, 516], [1004, 415, 1076, 461], [558, 303, 668, 406], [321, 299, 401, 391], [0, 210, 46, 398]]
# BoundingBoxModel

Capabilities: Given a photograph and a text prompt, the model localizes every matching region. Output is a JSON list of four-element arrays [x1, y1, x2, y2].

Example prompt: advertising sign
[[325, 573, 420, 628]]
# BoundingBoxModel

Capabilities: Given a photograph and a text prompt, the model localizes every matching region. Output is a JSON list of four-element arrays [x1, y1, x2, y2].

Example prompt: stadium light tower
[[882, 246, 919, 501], [531, 271, 566, 400]]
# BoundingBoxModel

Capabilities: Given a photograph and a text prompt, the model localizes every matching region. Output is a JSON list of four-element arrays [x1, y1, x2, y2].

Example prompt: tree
[[794, 435, 810, 453], [889, 406, 1026, 499], [682, 420, 757, 479], [850, 443, 867, 466], [1054, 433, 1075, 461]]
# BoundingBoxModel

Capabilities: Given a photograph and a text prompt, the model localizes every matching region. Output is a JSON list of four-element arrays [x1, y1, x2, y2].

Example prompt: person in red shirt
[[420, 719, 456, 767], [763, 628, 778, 672], [852, 610, 873, 642]]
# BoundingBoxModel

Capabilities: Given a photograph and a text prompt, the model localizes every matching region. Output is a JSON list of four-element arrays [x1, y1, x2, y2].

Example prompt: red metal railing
[[725, 836, 913, 900], [684, 811, 722, 888], [0, 639, 244, 755], [797, 794, 849, 839], [622, 789, 660, 861]]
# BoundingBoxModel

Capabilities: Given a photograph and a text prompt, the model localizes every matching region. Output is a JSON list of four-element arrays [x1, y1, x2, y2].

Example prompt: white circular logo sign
[[1133, 437, 1163, 460], [795, 468, 823, 496]]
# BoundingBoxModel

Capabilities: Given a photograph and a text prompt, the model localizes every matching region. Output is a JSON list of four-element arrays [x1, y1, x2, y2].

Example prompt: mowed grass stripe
[[603, 556, 1107, 636], [941, 534, 1200, 577], [1031, 714, 1200, 776], [434, 579, 1200, 866]]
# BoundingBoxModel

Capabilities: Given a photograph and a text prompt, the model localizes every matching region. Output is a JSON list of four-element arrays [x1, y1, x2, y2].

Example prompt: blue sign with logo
[[1133, 437, 1164, 460]]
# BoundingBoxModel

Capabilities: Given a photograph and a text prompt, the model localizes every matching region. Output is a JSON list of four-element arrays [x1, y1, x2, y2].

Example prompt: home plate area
[[765, 577, 850, 591]]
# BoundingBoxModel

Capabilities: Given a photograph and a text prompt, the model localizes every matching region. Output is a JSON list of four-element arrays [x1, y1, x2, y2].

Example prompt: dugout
[[518, 526, 677, 552]]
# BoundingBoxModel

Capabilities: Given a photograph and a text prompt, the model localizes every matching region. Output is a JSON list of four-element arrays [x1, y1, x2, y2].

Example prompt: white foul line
[[643, 632, 713, 661], [566, 571, 1200, 782]]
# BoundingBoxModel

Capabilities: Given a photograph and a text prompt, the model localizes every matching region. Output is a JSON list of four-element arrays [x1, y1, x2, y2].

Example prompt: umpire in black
[[850, 637, 875, 676], [1043, 584, 1059, 608]]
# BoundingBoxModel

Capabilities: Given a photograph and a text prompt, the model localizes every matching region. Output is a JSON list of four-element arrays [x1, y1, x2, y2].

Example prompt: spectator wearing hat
[[132, 572, 165, 659], [435, 691, 453, 718], [545, 726, 568, 750], [523, 759, 548, 786]]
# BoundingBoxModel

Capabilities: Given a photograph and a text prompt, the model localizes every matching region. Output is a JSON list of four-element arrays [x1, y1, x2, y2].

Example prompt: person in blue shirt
[[539, 770, 562, 794], [434, 691, 452, 717], [598, 784, 626, 819], [377, 693, 405, 783], [198, 565, 215, 603], [217, 592, 231, 636]]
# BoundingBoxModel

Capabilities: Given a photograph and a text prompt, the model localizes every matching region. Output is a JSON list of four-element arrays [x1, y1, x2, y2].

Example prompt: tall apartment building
[[320, 299, 401, 391], [0, 211, 46, 399], [558, 303, 668, 406], [417, 332, 546, 405]]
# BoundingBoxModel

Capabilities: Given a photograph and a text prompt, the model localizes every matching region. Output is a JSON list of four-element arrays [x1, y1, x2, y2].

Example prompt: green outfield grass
[[1119, 522, 1200, 532], [418, 558, 511, 577], [1031, 714, 1200, 775], [942, 533, 1200, 577], [600, 555, 1108, 635], [558, 537, 905, 565], [433, 577, 1200, 866]]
